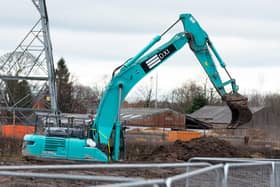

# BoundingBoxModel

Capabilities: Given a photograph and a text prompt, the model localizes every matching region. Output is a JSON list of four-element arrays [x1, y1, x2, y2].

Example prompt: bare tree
[[248, 92, 265, 106], [71, 84, 102, 114], [169, 80, 207, 113], [264, 94, 280, 115], [135, 76, 154, 107]]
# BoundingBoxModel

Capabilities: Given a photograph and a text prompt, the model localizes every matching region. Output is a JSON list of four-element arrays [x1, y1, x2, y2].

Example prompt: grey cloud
[[0, 0, 280, 68], [1, 0, 280, 93], [1, 0, 279, 37]]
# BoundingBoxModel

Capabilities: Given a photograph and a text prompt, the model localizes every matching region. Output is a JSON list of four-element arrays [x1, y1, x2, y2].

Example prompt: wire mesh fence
[[169, 168, 224, 187], [165, 166, 224, 187], [0, 158, 280, 186], [186, 168, 224, 187], [224, 163, 272, 187], [164, 164, 224, 187], [273, 162, 280, 187]]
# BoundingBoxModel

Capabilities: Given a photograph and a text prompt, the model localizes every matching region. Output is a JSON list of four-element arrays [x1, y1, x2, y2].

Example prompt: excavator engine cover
[[222, 93, 252, 128]]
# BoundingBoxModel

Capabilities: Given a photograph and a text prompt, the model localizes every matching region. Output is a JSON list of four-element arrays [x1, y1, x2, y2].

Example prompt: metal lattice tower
[[0, 0, 58, 124]]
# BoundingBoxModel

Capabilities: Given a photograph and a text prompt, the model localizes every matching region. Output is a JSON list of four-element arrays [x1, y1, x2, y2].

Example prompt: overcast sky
[[0, 0, 280, 100]]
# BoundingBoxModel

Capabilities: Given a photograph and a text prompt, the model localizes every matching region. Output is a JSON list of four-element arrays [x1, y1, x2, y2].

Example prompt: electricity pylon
[[0, 0, 58, 124]]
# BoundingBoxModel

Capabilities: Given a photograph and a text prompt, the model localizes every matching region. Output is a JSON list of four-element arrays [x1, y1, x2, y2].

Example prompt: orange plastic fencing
[[1, 125, 35, 139], [167, 130, 201, 142]]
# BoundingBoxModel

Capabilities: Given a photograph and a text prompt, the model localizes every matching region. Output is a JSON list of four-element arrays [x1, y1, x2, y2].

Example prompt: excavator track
[[223, 93, 252, 128]]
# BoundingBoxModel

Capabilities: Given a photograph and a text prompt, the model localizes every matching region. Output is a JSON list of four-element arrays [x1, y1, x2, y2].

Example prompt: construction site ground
[[0, 136, 280, 186]]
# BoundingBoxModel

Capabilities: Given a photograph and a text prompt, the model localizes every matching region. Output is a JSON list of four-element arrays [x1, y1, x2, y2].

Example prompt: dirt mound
[[0, 136, 261, 164], [127, 136, 251, 162], [0, 137, 22, 156]]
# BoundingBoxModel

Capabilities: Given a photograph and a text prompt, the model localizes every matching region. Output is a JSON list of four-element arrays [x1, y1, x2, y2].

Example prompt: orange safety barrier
[[1, 125, 35, 139], [167, 130, 201, 142]]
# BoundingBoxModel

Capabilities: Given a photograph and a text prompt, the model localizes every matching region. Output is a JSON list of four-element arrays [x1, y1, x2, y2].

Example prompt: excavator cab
[[223, 93, 252, 128]]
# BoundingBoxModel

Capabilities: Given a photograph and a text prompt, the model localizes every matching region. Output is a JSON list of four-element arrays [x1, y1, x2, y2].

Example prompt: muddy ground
[[0, 136, 280, 186]]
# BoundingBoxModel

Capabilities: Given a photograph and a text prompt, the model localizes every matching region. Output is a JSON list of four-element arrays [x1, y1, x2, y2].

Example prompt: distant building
[[185, 115, 212, 129], [189, 105, 280, 148], [120, 108, 185, 129], [33, 107, 186, 129], [188, 105, 265, 127]]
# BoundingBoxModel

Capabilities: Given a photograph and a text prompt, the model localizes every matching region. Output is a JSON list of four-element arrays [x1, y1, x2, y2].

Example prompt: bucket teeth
[[223, 93, 253, 129]]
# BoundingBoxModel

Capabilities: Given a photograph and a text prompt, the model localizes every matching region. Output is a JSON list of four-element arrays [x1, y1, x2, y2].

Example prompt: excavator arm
[[93, 13, 252, 161]]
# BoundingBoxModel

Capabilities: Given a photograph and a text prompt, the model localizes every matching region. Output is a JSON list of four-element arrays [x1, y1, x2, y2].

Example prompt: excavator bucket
[[222, 93, 252, 128]]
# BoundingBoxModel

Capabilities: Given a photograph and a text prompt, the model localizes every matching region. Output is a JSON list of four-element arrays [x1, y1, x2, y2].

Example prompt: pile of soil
[[0, 136, 277, 164], [0, 136, 279, 187], [0, 137, 22, 156], [127, 136, 251, 162]]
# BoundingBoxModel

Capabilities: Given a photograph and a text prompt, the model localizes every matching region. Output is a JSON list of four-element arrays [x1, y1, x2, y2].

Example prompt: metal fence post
[[165, 178, 172, 187], [215, 166, 223, 187], [185, 166, 189, 187], [275, 162, 278, 187], [223, 164, 228, 187], [272, 162, 278, 187], [271, 162, 275, 187]]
